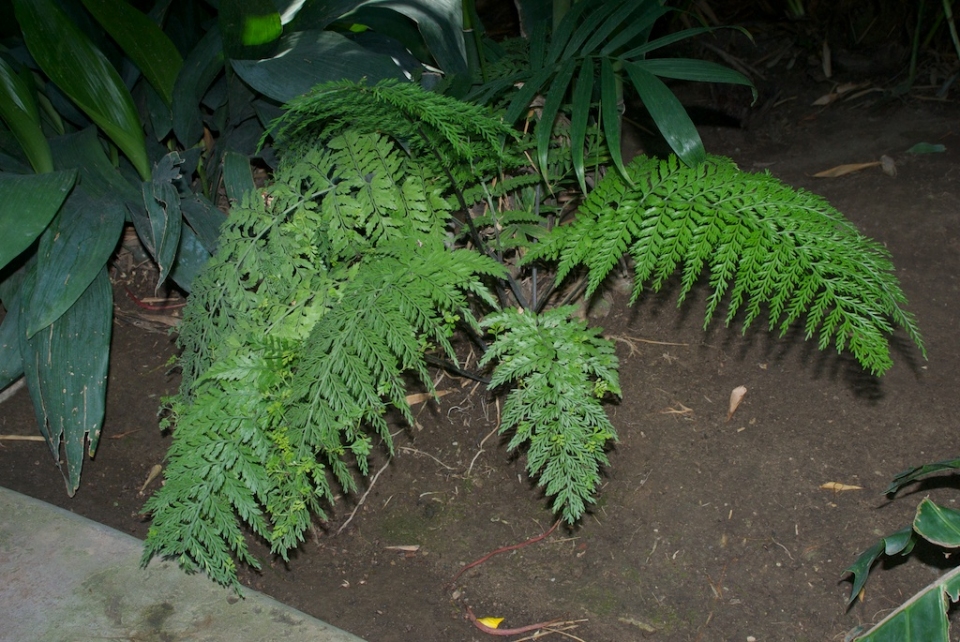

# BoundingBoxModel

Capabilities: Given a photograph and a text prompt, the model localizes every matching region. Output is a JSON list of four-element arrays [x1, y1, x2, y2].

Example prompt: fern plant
[[143, 79, 923, 589]]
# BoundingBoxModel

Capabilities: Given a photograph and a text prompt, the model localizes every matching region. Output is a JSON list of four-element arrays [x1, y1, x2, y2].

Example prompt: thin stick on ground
[[450, 519, 562, 585], [465, 605, 565, 637], [337, 458, 392, 535], [0, 435, 45, 442]]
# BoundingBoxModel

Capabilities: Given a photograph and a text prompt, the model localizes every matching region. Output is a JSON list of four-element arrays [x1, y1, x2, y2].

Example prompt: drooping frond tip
[[525, 154, 924, 376]]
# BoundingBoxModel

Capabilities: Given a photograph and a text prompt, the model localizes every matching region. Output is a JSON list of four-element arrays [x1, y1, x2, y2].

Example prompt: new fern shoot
[[142, 79, 923, 589]]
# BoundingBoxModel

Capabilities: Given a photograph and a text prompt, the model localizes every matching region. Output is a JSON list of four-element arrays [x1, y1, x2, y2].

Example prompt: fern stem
[[424, 354, 490, 384]]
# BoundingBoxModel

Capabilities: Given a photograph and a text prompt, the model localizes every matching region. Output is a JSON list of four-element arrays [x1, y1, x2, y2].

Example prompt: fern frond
[[524, 155, 923, 375], [480, 306, 619, 523]]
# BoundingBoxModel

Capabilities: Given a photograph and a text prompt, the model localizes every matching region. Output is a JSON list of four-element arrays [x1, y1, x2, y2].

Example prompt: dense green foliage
[[844, 458, 960, 641], [526, 154, 923, 375], [143, 78, 924, 588]]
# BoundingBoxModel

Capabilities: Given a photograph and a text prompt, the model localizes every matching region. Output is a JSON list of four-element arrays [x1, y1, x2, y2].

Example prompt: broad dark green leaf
[[623, 61, 706, 167], [20, 267, 111, 496], [537, 58, 576, 176], [168, 224, 212, 293], [23, 185, 125, 337], [14, 0, 151, 180], [885, 458, 960, 495], [222, 150, 255, 204], [634, 59, 756, 100], [0, 171, 76, 272], [569, 59, 594, 193], [180, 193, 227, 254], [173, 27, 225, 146], [0, 263, 28, 390], [219, 0, 282, 60], [287, 0, 366, 31], [843, 526, 915, 605], [230, 30, 405, 103], [81, 0, 184, 106], [50, 127, 141, 208], [0, 57, 53, 173], [915, 499, 960, 548], [599, 57, 626, 180], [856, 568, 960, 642], [367, 0, 466, 74], [140, 153, 184, 286]]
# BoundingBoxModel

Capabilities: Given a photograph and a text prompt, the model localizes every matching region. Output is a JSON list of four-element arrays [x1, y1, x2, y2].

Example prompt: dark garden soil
[[2, 27, 960, 642]]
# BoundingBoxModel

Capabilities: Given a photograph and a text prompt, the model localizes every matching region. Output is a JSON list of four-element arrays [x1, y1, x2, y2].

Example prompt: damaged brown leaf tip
[[727, 386, 747, 422]]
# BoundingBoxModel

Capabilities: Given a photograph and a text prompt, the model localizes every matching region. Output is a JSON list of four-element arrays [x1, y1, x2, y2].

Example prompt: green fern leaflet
[[525, 155, 924, 375]]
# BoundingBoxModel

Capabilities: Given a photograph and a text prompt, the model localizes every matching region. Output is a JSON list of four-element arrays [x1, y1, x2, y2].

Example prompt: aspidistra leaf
[[914, 498, 960, 548], [21, 267, 112, 496], [80, 0, 184, 106], [14, 0, 151, 180], [0, 57, 53, 174], [0, 171, 76, 272]]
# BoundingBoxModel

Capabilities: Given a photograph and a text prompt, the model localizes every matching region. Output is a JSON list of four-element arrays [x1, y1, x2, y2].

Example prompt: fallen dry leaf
[[383, 545, 421, 552], [139, 464, 163, 496], [727, 386, 747, 422], [404, 390, 451, 405], [812, 161, 881, 178], [820, 482, 863, 492]]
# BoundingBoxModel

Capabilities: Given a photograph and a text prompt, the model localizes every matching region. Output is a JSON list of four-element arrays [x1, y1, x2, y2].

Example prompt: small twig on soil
[[515, 622, 589, 641], [398, 446, 456, 470], [465, 605, 565, 637], [337, 458, 392, 535], [108, 429, 140, 440], [466, 423, 500, 478], [450, 519, 562, 585], [0, 435, 45, 442], [124, 286, 186, 311]]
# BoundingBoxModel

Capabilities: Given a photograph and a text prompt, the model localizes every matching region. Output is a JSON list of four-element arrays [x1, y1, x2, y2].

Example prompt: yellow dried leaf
[[404, 390, 451, 405], [820, 482, 863, 492], [477, 617, 504, 628], [812, 162, 880, 178]]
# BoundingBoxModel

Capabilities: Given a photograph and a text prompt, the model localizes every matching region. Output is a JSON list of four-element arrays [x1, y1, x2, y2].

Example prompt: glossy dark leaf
[[634, 58, 756, 99], [14, 0, 150, 180], [915, 499, 960, 548], [180, 194, 227, 255], [140, 152, 184, 287], [562, 1, 620, 60], [0, 56, 53, 173], [843, 526, 915, 605], [231, 30, 405, 103], [569, 58, 594, 193], [623, 61, 706, 167], [81, 0, 184, 106], [599, 2, 667, 56], [222, 150, 254, 204], [0, 171, 76, 272], [168, 224, 212, 293], [20, 267, 111, 496], [50, 127, 141, 208], [885, 458, 960, 495], [0, 264, 28, 390], [219, 0, 282, 60], [536, 58, 576, 175], [371, 0, 466, 74], [173, 27, 225, 146], [23, 185, 125, 337], [599, 57, 626, 180]]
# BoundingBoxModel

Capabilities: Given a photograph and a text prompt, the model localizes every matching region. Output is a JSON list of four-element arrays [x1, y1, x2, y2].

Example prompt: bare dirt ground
[[2, 24, 960, 642]]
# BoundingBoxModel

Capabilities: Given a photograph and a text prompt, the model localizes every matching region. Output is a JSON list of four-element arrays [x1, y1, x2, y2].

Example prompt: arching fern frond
[[480, 306, 620, 523], [525, 155, 924, 375]]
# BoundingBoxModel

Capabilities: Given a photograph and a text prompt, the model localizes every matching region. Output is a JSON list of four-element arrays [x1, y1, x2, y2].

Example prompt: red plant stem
[[450, 519, 561, 585], [465, 606, 563, 637], [125, 287, 186, 311]]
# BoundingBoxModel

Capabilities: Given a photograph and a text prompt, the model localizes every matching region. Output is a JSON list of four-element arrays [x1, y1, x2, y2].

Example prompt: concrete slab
[[0, 486, 366, 642]]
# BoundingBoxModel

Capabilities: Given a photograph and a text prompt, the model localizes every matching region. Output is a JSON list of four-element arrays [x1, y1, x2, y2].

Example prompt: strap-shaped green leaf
[[14, 0, 150, 180], [569, 58, 595, 193], [139, 153, 183, 287], [843, 526, 915, 605], [23, 185, 125, 337], [536, 58, 576, 175], [0, 264, 28, 390], [885, 458, 960, 495], [856, 564, 960, 641], [0, 171, 76, 272], [223, 151, 255, 205], [20, 267, 111, 496], [503, 64, 556, 125], [623, 61, 706, 167], [560, 1, 620, 61], [599, 2, 667, 55], [599, 57, 626, 179], [915, 499, 960, 548], [635, 58, 756, 99], [619, 26, 722, 60], [578, 0, 646, 55], [80, 0, 184, 106], [545, 0, 592, 65], [0, 57, 52, 174]]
